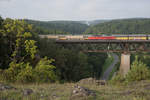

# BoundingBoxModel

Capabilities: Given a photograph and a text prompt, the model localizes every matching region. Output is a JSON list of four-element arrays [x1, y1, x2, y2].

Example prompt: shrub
[[109, 73, 125, 85], [34, 57, 57, 83], [0, 69, 4, 82], [0, 57, 57, 83], [4, 61, 26, 82], [16, 63, 35, 83], [126, 57, 150, 82]]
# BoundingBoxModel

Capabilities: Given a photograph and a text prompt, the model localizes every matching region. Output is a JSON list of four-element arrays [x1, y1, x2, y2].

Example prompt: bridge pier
[[120, 53, 130, 76]]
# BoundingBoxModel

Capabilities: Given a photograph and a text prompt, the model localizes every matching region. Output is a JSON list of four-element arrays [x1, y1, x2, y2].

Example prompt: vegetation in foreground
[[0, 56, 150, 100], [0, 80, 150, 100]]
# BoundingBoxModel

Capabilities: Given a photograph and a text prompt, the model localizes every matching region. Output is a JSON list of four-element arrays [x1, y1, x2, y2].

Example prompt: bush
[[126, 57, 150, 82], [0, 69, 4, 82], [109, 73, 125, 85], [34, 57, 57, 83], [110, 56, 150, 85], [4, 62, 26, 82], [0, 57, 57, 83], [16, 63, 34, 83]]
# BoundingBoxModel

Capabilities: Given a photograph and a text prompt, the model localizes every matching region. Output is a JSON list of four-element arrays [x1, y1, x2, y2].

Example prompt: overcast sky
[[0, 0, 150, 21]]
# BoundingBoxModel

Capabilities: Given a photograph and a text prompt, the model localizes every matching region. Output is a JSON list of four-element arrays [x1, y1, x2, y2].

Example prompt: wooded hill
[[25, 19, 89, 34], [84, 18, 150, 34], [25, 18, 150, 35]]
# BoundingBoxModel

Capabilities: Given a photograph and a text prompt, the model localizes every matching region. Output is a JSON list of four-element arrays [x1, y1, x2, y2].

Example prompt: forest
[[85, 18, 150, 34], [25, 19, 89, 35], [0, 16, 107, 83], [24, 18, 150, 35], [1, 16, 150, 83]]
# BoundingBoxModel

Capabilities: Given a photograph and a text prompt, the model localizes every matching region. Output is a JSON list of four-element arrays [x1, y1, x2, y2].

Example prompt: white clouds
[[0, 0, 11, 2], [0, 0, 150, 20]]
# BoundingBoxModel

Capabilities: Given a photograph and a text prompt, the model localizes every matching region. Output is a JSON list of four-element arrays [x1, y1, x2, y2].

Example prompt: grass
[[0, 83, 73, 100], [108, 61, 120, 80], [1, 80, 150, 100], [101, 53, 114, 76]]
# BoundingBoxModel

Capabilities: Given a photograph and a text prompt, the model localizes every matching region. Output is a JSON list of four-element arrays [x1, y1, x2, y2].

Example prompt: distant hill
[[25, 19, 89, 34], [78, 20, 111, 26], [25, 18, 150, 35], [84, 18, 150, 34]]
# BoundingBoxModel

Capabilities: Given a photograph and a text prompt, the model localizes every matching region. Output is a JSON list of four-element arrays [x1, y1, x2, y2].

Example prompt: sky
[[0, 0, 150, 21]]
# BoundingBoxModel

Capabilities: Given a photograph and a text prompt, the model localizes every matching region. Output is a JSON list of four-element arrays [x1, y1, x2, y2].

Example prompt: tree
[[0, 16, 3, 27], [0, 18, 37, 69], [34, 57, 57, 83], [0, 18, 58, 83], [126, 56, 150, 82]]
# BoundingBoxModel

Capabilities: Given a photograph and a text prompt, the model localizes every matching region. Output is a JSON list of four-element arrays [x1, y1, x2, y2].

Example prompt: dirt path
[[101, 53, 119, 80]]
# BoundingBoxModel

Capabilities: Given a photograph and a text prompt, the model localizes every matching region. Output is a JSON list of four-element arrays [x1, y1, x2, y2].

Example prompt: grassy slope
[[1, 81, 150, 100], [108, 61, 120, 80], [108, 54, 121, 80], [101, 53, 114, 76]]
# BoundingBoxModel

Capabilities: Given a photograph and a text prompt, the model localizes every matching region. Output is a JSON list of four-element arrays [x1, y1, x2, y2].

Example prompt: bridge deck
[[56, 40, 150, 44]]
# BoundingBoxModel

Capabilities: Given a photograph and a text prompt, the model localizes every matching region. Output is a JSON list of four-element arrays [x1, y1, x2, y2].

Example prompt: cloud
[[0, 0, 12, 2], [0, 0, 150, 20]]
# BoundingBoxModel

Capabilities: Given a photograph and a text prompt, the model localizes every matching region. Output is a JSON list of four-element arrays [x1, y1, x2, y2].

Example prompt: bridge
[[56, 39, 150, 52], [40, 35, 150, 76]]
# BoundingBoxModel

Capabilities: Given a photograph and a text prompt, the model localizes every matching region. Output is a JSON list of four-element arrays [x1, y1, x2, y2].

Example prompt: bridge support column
[[120, 53, 130, 76]]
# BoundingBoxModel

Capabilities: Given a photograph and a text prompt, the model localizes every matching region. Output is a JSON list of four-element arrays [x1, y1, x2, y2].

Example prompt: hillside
[[84, 18, 150, 34], [79, 20, 110, 26], [87, 20, 111, 26], [25, 19, 89, 34], [25, 18, 150, 35]]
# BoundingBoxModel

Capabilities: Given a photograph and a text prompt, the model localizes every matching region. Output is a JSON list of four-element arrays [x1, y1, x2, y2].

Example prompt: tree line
[[25, 19, 89, 34], [84, 18, 150, 34]]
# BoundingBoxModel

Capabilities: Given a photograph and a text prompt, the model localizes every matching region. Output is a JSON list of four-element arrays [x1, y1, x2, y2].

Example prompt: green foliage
[[4, 61, 28, 82], [0, 16, 3, 27], [1, 62, 34, 83], [109, 73, 125, 85], [110, 56, 150, 85], [109, 61, 120, 80], [25, 19, 89, 34], [38, 38, 107, 81], [16, 63, 34, 83], [0, 17, 108, 83], [0, 17, 58, 83], [131, 53, 150, 69], [85, 18, 150, 34], [0, 18, 37, 69], [34, 57, 57, 83], [101, 54, 114, 76], [0, 57, 57, 83], [126, 57, 150, 82], [25, 40, 37, 59]]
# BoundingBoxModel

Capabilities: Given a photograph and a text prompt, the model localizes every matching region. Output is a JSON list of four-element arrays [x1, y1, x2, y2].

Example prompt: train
[[39, 34, 150, 40]]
